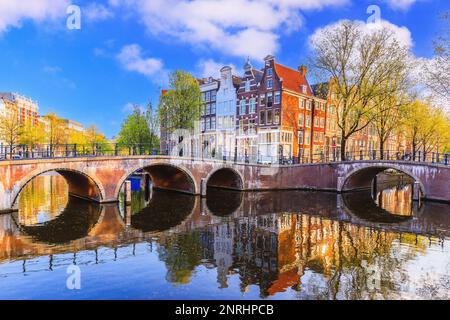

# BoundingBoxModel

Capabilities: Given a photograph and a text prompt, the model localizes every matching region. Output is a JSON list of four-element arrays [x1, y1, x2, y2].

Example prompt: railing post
[[333, 149, 336, 162], [445, 154, 449, 166], [417, 151, 421, 162], [359, 149, 363, 161], [74, 144, 77, 158], [432, 152, 435, 163], [115, 144, 119, 156]]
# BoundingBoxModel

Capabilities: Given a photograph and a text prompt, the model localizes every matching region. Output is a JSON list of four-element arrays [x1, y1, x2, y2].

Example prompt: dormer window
[[301, 85, 307, 93]]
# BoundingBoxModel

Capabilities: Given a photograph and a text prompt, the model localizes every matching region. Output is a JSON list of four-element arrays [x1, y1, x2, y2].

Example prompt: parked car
[[12, 155, 23, 160]]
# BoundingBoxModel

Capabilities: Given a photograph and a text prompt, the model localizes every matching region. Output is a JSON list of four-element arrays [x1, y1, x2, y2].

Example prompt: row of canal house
[[198, 55, 331, 163], [168, 54, 400, 163]]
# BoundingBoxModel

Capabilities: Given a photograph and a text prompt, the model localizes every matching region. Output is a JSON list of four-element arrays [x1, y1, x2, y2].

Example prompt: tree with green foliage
[[118, 105, 151, 145], [158, 70, 201, 133]]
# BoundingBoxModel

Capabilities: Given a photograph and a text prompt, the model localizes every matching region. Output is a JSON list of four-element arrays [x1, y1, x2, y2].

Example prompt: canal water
[[0, 172, 449, 300]]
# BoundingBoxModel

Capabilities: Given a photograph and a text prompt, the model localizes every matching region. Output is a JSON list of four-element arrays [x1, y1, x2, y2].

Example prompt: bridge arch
[[339, 163, 426, 197], [205, 167, 244, 191], [114, 162, 199, 199], [11, 168, 106, 209]]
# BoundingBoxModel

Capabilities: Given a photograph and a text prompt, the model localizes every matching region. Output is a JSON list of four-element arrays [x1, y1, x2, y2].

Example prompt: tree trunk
[[340, 136, 347, 161], [379, 139, 385, 160]]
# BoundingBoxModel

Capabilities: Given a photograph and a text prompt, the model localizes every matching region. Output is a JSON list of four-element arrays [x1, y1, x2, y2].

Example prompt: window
[[217, 116, 222, 129], [211, 117, 216, 129], [202, 93, 206, 102], [205, 91, 211, 102], [305, 131, 310, 145], [267, 110, 273, 124], [240, 100, 246, 115], [267, 79, 273, 89], [320, 118, 325, 128], [250, 98, 256, 113], [267, 68, 273, 76], [201, 118, 205, 131], [301, 85, 307, 93], [314, 132, 319, 142], [300, 99, 305, 109], [211, 102, 216, 114], [306, 100, 311, 110], [298, 131, 304, 145], [206, 104, 211, 115], [274, 110, 280, 124], [274, 91, 280, 104], [260, 111, 266, 125], [245, 80, 250, 92], [224, 116, 229, 128], [260, 94, 266, 106], [230, 116, 234, 128], [267, 93, 273, 108], [299, 113, 304, 126], [211, 91, 216, 101], [306, 116, 311, 127], [315, 117, 319, 127]]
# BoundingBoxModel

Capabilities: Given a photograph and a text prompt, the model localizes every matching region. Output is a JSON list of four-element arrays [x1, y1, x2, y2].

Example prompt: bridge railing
[[0, 143, 448, 166]]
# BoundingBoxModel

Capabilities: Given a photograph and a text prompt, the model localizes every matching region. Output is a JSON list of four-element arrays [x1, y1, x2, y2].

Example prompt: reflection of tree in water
[[131, 191, 195, 232], [157, 232, 208, 285], [21, 197, 102, 244], [18, 174, 69, 225]]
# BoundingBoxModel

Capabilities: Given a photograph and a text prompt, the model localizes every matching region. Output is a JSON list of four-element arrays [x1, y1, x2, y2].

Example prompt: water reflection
[[0, 174, 449, 299]]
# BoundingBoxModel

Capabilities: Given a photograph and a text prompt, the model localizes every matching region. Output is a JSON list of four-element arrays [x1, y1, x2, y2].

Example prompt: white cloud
[[117, 44, 167, 83], [196, 59, 243, 79], [84, 3, 114, 22], [110, 0, 349, 59], [0, 0, 69, 33], [385, 0, 417, 11]]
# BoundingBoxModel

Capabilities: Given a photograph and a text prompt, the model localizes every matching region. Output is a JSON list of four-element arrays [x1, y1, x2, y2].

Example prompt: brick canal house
[[236, 59, 263, 162], [250, 55, 328, 163]]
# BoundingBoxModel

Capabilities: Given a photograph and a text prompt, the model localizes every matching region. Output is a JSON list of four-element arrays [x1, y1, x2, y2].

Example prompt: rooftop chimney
[[298, 65, 307, 77]]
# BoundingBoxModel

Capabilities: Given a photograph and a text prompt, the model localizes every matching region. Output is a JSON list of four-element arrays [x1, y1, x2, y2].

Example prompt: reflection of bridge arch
[[340, 164, 426, 197], [113, 162, 199, 200], [15, 197, 103, 244], [340, 191, 414, 224], [205, 167, 244, 191], [130, 191, 198, 233], [11, 168, 105, 209]]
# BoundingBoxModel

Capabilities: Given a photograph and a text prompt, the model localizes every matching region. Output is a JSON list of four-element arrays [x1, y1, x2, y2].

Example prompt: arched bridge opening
[[116, 163, 198, 202], [206, 168, 244, 192], [341, 166, 424, 197], [12, 169, 104, 210]]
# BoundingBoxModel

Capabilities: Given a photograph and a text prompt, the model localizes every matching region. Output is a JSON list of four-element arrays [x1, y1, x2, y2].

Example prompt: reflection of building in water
[[18, 174, 68, 225], [213, 222, 235, 288], [376, 184, 413, 216]]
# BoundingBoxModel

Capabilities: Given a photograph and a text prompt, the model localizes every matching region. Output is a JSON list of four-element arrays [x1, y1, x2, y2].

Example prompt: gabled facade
[[236, 59, 263, 162], [216, 66, 240, 159]]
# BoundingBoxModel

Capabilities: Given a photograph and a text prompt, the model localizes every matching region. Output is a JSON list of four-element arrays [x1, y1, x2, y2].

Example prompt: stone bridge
[[0, 156, 449, 213]]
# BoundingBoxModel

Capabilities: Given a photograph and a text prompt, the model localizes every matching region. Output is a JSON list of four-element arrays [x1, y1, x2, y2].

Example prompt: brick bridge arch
[[338, 162, 428, 197], [10, 167, 106, 210], [113, 162, 200, 199]]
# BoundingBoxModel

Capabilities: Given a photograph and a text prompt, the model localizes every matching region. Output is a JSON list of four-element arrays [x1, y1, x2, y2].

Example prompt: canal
[[0, 171, 449, 299]]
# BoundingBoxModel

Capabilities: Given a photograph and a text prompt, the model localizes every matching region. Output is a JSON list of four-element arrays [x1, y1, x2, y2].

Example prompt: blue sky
[[0, 0, 447, 138]]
